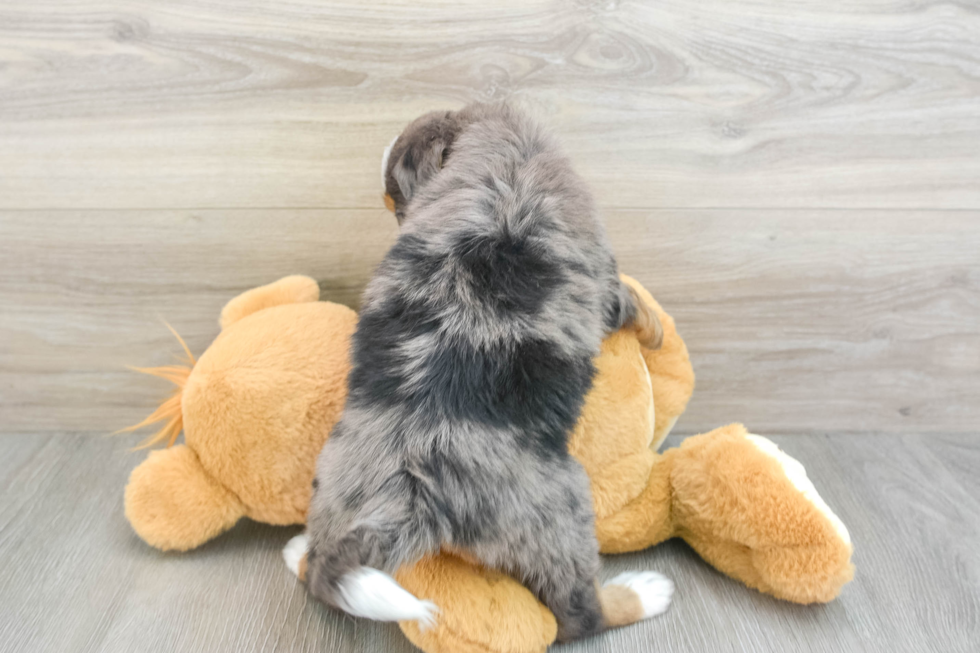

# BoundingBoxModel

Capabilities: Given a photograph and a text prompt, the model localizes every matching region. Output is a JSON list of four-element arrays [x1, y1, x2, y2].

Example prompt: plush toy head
[[124, 276, 357, 551], [123, 275, 674, 551]]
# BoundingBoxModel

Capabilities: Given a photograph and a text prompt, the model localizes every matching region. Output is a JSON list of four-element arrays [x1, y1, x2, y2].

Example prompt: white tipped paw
[[605, 571, 674, 618], [282, 533, 309, 577]]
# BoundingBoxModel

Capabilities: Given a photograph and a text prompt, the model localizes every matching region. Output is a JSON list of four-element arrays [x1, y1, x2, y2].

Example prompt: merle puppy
[[284, 103, 672, 641]]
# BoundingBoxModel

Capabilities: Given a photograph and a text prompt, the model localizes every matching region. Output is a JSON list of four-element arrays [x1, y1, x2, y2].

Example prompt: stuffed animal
[[123, 274, 853, 653]]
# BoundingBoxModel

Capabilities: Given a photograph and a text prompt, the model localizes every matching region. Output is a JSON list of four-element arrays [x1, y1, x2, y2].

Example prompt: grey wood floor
[[1, 433, 977, 653], [2, 1, 979, 652]]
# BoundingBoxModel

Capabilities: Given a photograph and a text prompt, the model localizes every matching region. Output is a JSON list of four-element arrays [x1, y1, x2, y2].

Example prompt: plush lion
[[124, 274, 853, 653]]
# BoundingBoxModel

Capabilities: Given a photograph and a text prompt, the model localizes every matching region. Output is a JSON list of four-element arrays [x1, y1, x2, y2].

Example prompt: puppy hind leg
[[488, 505, 606, 642], [490, 483, 672, 641], [528, 562, 673, 640], [303, 525, 439, 629], [600, 571, 674, 627]]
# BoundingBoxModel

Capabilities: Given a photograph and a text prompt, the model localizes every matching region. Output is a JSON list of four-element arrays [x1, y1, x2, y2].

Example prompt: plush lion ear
[[219, 275, 320, 330]]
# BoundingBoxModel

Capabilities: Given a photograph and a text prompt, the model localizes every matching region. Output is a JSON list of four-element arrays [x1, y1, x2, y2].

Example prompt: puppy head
[[382, 110, 462, 224]]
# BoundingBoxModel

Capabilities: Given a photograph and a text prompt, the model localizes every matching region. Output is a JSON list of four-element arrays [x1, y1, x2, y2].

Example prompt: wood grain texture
[[2, 209, 977, 435], [1, 0, 979, 209], [0, 432, 976, 653], [2, 1, 978, 435]]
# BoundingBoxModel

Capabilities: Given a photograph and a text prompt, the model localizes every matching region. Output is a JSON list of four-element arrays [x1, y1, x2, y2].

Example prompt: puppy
[[284, 103, 671, 641]]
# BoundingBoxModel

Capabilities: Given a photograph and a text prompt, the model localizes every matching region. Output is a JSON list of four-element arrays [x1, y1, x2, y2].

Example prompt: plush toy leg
[[396, 554, 558, 653], [219, 275, 320, 330], [124, 444, 246, 551], [670, 424, 854, 604], [594, 448, 676, 554]]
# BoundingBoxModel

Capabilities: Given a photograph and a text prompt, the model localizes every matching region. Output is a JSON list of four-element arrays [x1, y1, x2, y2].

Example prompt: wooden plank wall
[[2, 0, 978, 435]]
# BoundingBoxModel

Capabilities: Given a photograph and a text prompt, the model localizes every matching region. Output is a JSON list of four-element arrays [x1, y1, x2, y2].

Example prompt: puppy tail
[[282, 533, 439, 629]]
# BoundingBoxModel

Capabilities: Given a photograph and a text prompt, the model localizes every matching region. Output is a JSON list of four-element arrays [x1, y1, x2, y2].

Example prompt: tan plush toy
[[124, 274, 853, 653]]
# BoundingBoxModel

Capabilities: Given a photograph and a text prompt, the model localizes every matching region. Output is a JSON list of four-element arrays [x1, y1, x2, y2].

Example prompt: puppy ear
[[390, 112, 457, 203], [392, 141, 446, 203]]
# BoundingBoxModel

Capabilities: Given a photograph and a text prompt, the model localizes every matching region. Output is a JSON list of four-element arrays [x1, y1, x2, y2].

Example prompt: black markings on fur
[[349, 312, 441, 406], [341, 485, 366, 511], [401, 147, 415, 175], [567, 260, 590, 276], [311, 477, 319, 490], [388, 233, 447, 282], [456, 230, 563, 316], [347, 235, 448, 402], [565, 490, 581, 513], [348, 227, 590, 457], [351, 320, 594, 458], [307, 526, 390, 604], [415, 457, 498, 545], [401, 465, 473, 546], [571, 293, 591, 310], [603, 281, 637, 333], [604, 293, 624, 331], [325, 419, 349, 441]]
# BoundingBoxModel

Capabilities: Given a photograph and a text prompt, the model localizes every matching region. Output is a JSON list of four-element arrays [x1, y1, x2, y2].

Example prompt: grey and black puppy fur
[[301, 103, 669, 641]]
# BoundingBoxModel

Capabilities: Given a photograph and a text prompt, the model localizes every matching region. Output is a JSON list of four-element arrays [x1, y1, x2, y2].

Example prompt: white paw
[[605, 571, 674, 618], [282, 533, 309, 577]]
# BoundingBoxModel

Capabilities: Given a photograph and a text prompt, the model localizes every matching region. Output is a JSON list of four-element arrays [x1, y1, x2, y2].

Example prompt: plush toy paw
[[124, 444, 246, 551], [670, 424, 854, 604], [744, 434, 851, 545]]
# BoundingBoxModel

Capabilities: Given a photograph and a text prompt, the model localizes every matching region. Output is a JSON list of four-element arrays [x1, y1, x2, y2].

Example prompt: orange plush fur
[[124, 274, 853, 653]]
